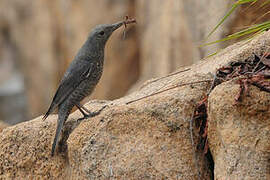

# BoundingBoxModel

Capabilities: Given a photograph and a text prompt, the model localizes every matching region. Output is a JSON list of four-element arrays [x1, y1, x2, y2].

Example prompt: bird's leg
[[78, 104, 93, 115], [76, 105, 89, 118], [76, 104, 89, 122], [76, 103, 108, 122]]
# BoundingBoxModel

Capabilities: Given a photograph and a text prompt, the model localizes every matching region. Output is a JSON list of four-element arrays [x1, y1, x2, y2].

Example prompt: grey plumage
[[43, 21, 125, 156]]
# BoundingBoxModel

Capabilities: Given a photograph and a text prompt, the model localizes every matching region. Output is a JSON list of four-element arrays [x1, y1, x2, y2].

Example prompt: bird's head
[[79, 18, 135, 57], [87, 21, 124, 47]]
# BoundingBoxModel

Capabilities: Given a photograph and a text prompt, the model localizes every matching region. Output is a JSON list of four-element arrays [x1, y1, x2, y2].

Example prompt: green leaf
[[205, 0, 262, 40], [202, 21, 270, 46], [235, 0, 258, 5], [205, 4, 238, 40]]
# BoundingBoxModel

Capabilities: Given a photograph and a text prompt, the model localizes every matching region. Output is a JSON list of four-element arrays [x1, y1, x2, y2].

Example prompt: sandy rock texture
[[208, 81, 270, 179], [0, 31, 269, 179]]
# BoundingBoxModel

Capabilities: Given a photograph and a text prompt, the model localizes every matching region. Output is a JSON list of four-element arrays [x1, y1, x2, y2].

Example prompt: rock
[[0, 117, 67, 179], [208, 80, 270, 179], [0, 121, 8, 132], [0, 19, 269, 180], [68, 88, 213, 179]]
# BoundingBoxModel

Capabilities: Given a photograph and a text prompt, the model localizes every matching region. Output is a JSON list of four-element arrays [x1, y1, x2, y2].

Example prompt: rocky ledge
[[0, 31, 270, 179]]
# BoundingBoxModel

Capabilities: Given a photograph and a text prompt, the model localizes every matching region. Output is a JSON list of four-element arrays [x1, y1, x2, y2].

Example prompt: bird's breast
[[89, 61, 103, 82]]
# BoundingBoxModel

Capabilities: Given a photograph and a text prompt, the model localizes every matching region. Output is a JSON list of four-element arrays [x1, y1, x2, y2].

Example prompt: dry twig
[[122, 15, 136, 39], [126, 80, 211, 105]]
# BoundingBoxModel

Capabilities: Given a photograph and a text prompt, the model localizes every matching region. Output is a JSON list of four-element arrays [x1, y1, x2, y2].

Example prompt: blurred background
[[0, 0, 269, 124]]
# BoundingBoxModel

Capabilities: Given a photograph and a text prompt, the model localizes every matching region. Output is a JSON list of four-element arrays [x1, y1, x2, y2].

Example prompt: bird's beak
[[110, 21, 124, 32]]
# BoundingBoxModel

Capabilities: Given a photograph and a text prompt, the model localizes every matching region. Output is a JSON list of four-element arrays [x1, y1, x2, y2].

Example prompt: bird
[[43, 18, 136, 156]]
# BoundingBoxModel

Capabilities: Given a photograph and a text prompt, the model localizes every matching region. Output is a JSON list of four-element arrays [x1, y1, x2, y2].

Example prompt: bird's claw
[[76, 105, 108, 123]]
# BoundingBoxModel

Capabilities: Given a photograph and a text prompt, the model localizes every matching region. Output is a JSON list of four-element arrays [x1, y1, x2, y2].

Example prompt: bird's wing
[[43, 61, 93, 120]]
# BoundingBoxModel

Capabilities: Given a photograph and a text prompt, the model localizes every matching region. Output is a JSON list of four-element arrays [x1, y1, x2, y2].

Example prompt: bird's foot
[[76, 105, 108, 123], [77, 116, 87, 123]]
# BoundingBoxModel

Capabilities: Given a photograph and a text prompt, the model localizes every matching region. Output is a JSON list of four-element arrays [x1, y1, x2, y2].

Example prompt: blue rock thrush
[[43, 18, 136, 156]]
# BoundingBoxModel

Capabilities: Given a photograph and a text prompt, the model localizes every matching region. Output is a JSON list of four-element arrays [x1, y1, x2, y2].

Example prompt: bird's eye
[[99, 31, 105, 36]]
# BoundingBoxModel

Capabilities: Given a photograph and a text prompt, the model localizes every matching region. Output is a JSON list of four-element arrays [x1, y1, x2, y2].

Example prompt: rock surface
[[208, 81, 270, 179], [0, 30, 269, 179]]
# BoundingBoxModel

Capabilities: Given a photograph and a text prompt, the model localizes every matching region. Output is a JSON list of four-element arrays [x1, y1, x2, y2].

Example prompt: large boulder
[[208, 81, 270, 179], [0, 30, 269, 179]]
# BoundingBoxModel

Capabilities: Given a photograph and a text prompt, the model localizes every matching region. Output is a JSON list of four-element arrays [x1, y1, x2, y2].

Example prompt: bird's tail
[[43, 103, 57, 120], [51, 112, 69, 156]]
